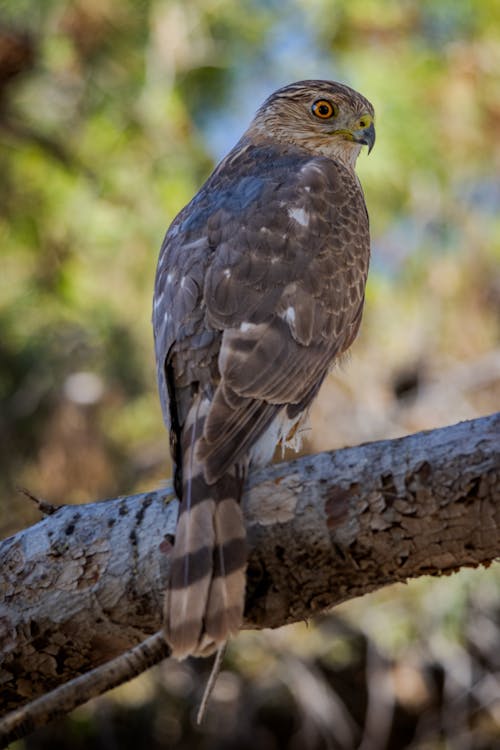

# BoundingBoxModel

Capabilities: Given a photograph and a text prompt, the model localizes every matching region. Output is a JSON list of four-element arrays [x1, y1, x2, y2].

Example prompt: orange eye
[[311, 99, 337, 119]]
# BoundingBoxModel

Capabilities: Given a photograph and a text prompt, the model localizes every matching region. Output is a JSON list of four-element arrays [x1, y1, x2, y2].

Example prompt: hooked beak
[[354, 120, 375, 154]]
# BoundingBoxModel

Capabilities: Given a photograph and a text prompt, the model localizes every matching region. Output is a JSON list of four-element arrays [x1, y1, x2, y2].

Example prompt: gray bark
[[1, 413, 499, 716]]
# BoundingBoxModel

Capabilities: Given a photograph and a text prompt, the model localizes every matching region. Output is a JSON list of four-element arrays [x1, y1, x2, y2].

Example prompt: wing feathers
[[199, 389, 279, 484]]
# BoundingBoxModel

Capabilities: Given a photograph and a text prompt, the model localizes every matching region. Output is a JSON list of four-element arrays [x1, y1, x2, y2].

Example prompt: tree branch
[[0, 633, 170, 746], [1, 413, 499, 737]]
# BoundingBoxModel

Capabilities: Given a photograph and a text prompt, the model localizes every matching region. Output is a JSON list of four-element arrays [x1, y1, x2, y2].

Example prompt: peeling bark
[[1, 413, 499, 719]]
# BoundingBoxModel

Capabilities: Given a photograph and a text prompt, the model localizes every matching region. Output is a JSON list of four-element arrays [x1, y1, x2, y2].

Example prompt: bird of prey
[[153, 79, 375, 659]]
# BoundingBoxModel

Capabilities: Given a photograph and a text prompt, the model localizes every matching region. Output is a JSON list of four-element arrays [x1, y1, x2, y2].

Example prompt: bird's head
[[249, 80, 375, 168]]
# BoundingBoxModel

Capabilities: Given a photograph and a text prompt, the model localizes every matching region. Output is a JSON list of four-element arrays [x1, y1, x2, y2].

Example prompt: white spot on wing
[[223, 268, 231, 278], [183, 238, 207, 251], [239, 321, 256, 333], [153, 290, 164, 310], [166, 272, 174, 284], [288, 207, 309, 227], [284, 306, 296, 325], [180, 276, 186, 288], [301, 162, 323, 176]]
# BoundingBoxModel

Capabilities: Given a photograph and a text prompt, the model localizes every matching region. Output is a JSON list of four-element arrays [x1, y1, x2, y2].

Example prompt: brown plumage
[[153, 80, 375, 659]]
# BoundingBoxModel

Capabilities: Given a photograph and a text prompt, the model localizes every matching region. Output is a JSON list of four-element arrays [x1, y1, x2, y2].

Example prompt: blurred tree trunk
[[1, 413, 499, 732]]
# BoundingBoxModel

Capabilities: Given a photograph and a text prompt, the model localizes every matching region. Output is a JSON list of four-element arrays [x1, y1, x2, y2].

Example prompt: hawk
[[153, 80, 375, 659]]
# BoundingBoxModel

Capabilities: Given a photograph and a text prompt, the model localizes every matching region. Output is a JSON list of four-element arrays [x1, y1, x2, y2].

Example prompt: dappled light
[[1, 0, 499, 747]]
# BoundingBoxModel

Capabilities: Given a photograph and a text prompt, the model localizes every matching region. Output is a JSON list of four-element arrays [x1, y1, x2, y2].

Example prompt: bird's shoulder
[[165, 140, 359, 245], [154, 140, 368, 344]]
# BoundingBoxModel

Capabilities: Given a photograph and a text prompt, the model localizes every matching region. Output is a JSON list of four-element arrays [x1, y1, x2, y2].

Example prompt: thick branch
[[1, 413, 499, 714]]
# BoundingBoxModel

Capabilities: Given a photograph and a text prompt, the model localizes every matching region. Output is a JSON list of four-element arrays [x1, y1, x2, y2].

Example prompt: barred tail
[[164, 399, 247, 659]]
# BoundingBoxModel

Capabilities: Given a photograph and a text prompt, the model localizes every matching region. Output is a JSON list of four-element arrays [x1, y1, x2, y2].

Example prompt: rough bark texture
[[1, 413, 499, 715]]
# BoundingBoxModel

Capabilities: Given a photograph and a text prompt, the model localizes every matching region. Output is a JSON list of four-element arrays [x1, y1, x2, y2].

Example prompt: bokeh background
[[1, 0, 499, 747]]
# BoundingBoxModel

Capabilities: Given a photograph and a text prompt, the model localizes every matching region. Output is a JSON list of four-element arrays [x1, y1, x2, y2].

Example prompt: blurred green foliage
[[0, 0, 499, 746], [1, 0, 498, 529]]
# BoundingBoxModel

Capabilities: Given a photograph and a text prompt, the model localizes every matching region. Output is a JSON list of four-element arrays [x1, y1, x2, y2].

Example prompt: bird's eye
[[311, 99, 337, 119]]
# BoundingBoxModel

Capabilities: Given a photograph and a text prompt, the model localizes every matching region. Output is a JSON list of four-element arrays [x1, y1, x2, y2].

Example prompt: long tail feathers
[[164, 496, 216, 658], [202, 497, 247, 648], [164, 401, 247, 659]]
